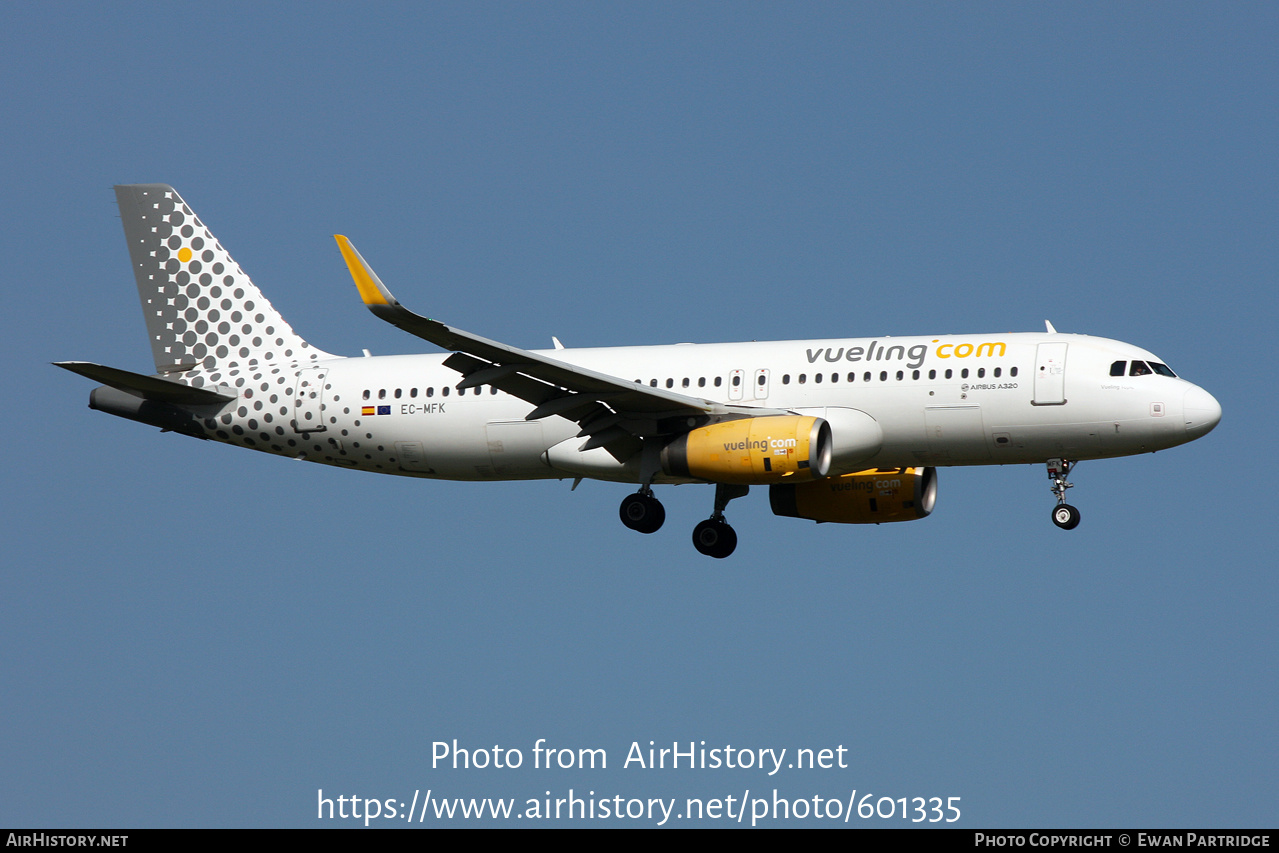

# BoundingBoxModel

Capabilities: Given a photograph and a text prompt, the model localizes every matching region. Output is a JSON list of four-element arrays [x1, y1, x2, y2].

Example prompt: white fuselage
[[236, 331, 1213, 482]]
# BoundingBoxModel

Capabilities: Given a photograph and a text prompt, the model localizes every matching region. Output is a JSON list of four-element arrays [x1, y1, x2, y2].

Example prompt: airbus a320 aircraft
[[59, 185, 1221, 557]]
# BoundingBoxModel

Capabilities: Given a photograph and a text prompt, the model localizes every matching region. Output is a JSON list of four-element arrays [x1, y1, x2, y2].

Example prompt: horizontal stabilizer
[[54, 361, 235, 405]]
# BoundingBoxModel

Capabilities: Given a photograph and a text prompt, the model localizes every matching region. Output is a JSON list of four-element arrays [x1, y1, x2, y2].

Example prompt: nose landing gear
[[1047, 458, 1081, 530], [1052, 503, 1081, 529]]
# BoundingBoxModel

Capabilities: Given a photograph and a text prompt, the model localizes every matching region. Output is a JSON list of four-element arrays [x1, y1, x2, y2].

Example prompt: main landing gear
[[617, 483, 748, 558], [620, 442, 667, 535], [692, 518, 737, 559], [619, 489, 665, 534], [692, 484, 748, 559], [1047, 458, 1081, 530]]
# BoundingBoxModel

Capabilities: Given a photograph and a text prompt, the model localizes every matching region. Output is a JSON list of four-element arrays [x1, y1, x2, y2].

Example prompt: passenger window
[[650, 379, 657, 387], [682, 378, 689, 388], [815, 373, 823, 383], [994, 368, 1001, 378], [879, 371, 887, 381], [977, 368, 984, 378], [426, 387, 434, 397], [410, 388, 418, 398], [912, 370, 920, 380], [362, 389, 370, 400], [798, 374, 806, 384], [378, 389, 386, 399], [1010, 366, 1018, 377], [441, 387, 449, 397], [698, 377, 706, 387], [394, 388, 402, 398], [1110, 361, 1127, 377], [848, 373, 856, 382], [945, 369, 952, 379], [731, 375, 740, 387], [863, 372, 871, 382], [714, 377, 722, 387], [961, 369, 969, 379], [928, 370, 936, 379], [782, 374, 790, 385], [758, 374, 766, 386]]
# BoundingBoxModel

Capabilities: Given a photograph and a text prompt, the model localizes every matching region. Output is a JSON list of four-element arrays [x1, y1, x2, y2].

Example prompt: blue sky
[[2, 2, 1275, 827]]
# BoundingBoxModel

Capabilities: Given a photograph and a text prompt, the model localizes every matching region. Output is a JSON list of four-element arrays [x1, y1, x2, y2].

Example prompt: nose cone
[[1183, 386, 1222, 439]]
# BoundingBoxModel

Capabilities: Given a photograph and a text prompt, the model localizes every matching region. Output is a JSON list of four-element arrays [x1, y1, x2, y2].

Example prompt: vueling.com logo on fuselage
[[804, 339, 1007, 370]]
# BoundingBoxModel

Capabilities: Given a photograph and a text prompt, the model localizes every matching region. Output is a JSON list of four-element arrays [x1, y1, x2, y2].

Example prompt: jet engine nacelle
[[770, 466, 937, 524], [661, 415, 832, 485], [794, 406, 884, 474]]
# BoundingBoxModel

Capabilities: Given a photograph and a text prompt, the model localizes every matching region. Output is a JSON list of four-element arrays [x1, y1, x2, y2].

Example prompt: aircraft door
[[924, 406, 992, 462], [753, 368, 771, 401], [395, 441, 434, 473], [485, 421, 548, 476], [292, 366, 328, 432], [1033, 343, 1068, 405], [728, 369, 744, 401]]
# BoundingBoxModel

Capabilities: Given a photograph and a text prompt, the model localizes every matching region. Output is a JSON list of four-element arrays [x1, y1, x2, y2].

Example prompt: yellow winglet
[[334, 235, 393, 306]]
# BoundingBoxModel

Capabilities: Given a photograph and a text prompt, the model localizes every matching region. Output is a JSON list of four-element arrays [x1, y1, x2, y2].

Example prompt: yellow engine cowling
[[770, 467, 937, 523], [661, 416, 832, 485]]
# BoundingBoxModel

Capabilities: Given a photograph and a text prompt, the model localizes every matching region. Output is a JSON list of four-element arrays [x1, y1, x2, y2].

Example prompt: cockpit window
[[1129, 361, 1152, 376], [1149, 361, 1177, 377], [1110, 360, 1126, 377]]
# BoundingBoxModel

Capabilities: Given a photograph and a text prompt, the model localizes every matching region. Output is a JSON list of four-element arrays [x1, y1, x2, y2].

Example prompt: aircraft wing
[[335, 236, 776, 458]]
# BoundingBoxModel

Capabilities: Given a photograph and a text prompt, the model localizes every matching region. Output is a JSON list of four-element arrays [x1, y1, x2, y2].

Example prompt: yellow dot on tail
[[178, 247, 192, 263]]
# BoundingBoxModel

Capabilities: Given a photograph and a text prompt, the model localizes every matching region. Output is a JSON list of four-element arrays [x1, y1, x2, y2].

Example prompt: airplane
[[58, 184, 1222, 558]]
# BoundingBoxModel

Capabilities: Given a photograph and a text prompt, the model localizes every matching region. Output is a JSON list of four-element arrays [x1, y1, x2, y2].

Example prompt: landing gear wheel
[[619, 492, 665, 534], [1052, 504, 1081, 530], [1046, 459, 1081, 531], [692, 518, 737, 558]]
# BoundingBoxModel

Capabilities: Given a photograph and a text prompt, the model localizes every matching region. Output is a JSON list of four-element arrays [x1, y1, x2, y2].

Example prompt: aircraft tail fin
[[115, 184, 331, 375]]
